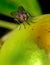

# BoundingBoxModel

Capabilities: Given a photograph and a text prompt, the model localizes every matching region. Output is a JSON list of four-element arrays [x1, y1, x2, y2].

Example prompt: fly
[[11, 6, 31, 24]]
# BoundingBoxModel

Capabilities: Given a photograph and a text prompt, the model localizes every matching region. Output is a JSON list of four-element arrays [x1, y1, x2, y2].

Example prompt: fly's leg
[[14, 18, 21, 30], [25, 20, 30, 25], [14, 18, 20, 24], [18, 24, 21, 30], [22, 22, 26, 29], [27, 11, 36, 23], [31, 17, 36, 23]]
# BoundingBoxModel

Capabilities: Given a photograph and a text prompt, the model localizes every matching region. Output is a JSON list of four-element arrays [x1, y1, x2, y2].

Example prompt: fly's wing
[[11, 11, 20, 24], [18, 6, 26, 14], [18, 6, 31, 17], [11, 6, 27, 19], [18, 6, 25, 12], [11, 6, 25, 17], [11, 11, 18, 18]]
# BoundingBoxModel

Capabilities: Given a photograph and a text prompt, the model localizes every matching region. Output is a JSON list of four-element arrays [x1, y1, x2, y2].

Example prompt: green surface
[[0, 27, 48, 65], [0, 15, 49, 65]]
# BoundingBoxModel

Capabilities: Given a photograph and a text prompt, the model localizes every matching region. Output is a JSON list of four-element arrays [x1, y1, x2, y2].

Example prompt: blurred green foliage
[[0, 0, 18, 17], [0, 0, 42, 17]]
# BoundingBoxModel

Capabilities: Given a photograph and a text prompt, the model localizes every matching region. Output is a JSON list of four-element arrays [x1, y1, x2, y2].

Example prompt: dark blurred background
[[0, 0, 50, 37], [39, 0, 50, 14]]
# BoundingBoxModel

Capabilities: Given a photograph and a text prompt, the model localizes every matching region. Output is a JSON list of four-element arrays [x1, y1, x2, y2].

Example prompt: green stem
[[0, 20, 18, 29]]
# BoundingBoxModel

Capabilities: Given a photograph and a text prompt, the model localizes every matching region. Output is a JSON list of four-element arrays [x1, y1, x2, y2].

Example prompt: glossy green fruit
[[33, 14, 50, 52], [0, 14, 49, 65]]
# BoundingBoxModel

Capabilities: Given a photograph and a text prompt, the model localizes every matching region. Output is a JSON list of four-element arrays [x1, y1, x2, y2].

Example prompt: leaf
[[0, 0, 42, 17], [0, 0, 18, 17]]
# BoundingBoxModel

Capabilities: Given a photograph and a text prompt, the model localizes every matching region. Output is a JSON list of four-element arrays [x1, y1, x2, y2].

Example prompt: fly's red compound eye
[[23, 13, 28, 20], [19, 15, 24, 22], [23, 14, 27, 17]]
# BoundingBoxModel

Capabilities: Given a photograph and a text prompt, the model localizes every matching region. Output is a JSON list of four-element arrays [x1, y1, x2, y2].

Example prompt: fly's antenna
[[11, 11, 17, 18]]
